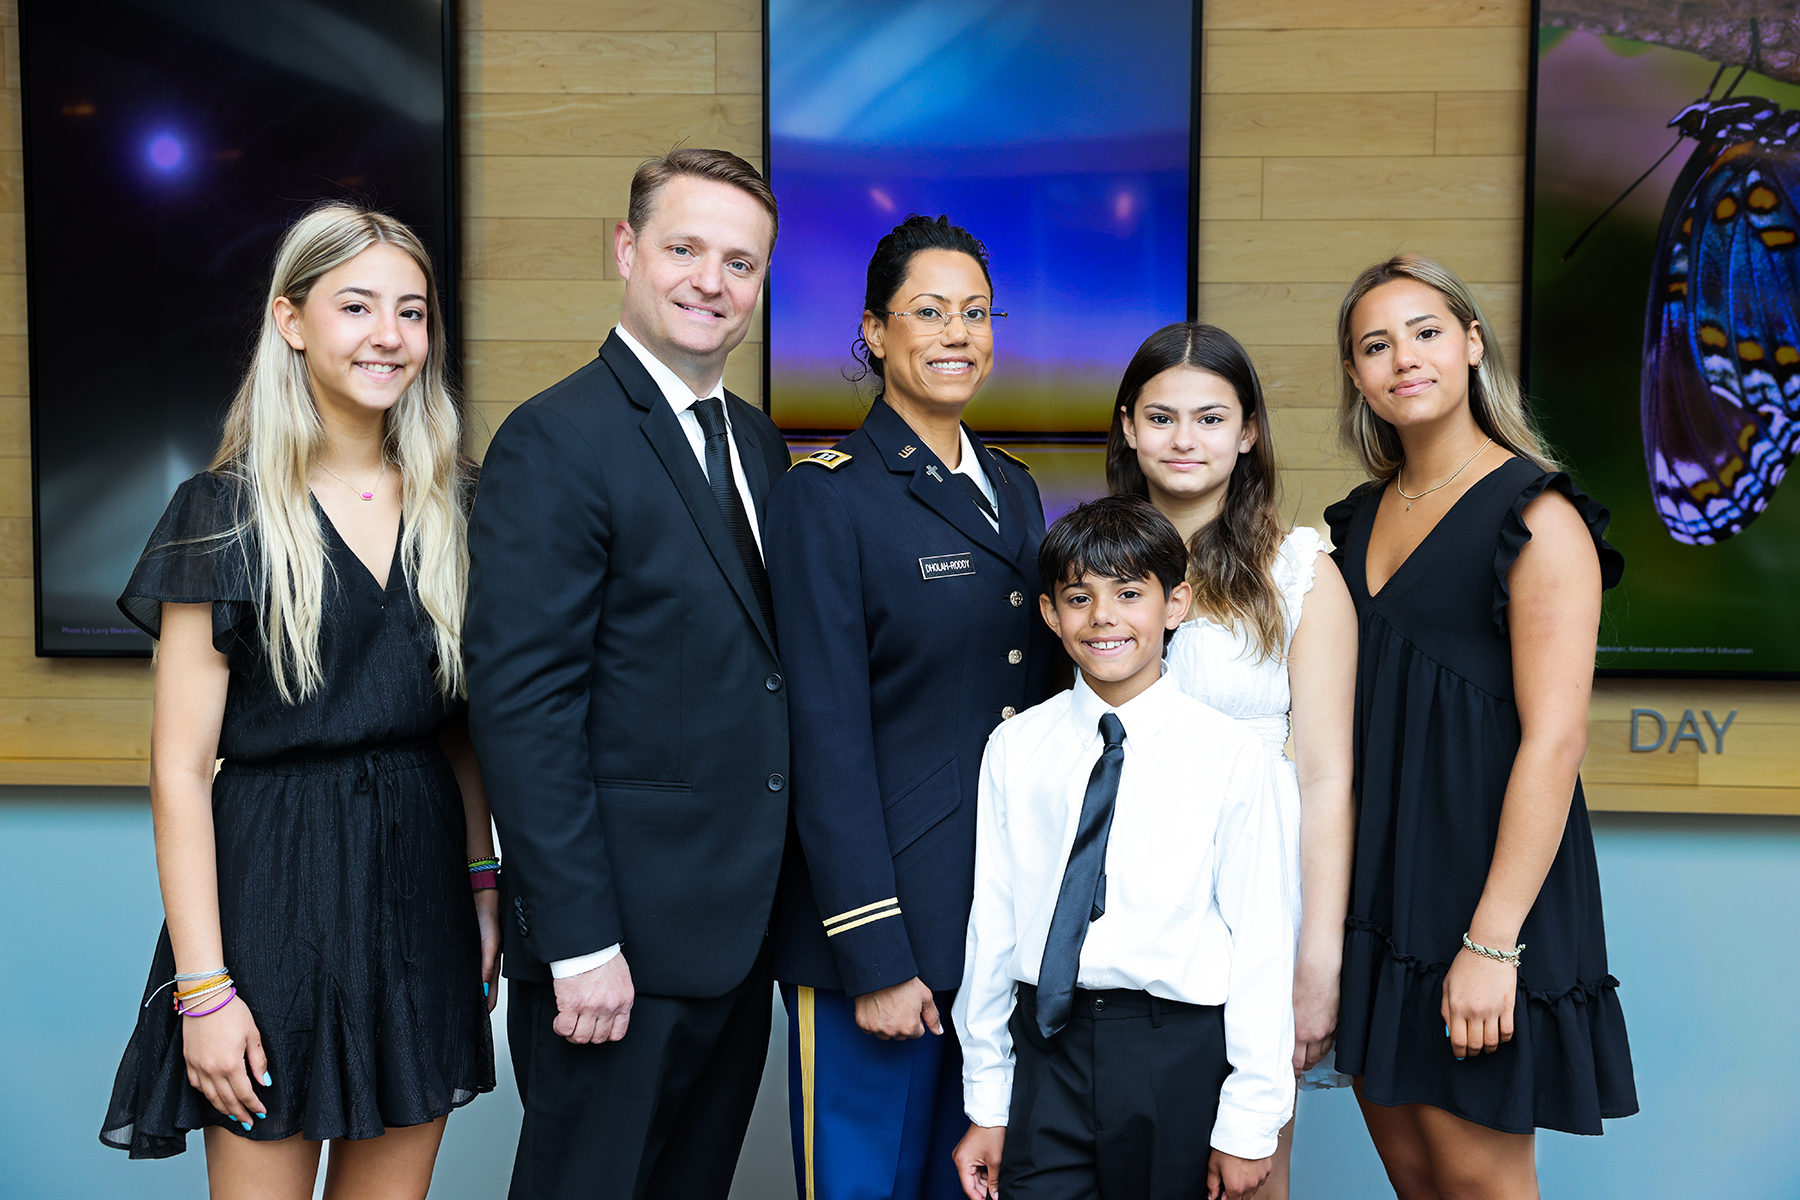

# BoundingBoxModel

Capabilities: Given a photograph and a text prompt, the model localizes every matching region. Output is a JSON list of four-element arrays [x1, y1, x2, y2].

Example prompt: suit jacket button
[[765, 673, 783, 692], [767, 773, 785, 791], [1007, 649, 1022, 665], [1001, 706, 1017, 719], [1009, 590, 1023, 607], [1092, 996, 1105, 1013]]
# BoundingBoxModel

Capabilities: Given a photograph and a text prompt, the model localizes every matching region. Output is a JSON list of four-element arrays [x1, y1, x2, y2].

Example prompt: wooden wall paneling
[[457, 0, 759, 32], [464, 94, 761, 159], [463, 32, 717, 95], [1206, 29, 1526, 95], [1205, 0, 1526, 29]]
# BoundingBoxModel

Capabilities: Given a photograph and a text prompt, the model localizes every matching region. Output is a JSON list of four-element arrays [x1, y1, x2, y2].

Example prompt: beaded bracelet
[[174, 979, 232, 1006], [173, 974, 230, 1000], [1462, 933, 1525, 967]]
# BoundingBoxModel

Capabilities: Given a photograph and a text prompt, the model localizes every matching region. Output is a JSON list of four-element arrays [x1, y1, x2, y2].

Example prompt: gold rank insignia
[[991, 446, 1032, 472], [796, 449, 852, 470]]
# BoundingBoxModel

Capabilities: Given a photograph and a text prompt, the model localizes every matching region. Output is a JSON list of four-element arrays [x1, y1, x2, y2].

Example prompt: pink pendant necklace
[[317, 460, 385, 501]]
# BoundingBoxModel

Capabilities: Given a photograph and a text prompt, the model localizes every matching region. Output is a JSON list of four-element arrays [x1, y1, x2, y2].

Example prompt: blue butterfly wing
[[1643, 138, 1800, 543]]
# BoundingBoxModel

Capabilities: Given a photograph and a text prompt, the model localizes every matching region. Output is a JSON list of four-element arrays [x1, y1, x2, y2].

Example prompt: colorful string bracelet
[[179, 986, 238, 1018], [468, 856, 500, 891], [145, 966, 230, 1009]]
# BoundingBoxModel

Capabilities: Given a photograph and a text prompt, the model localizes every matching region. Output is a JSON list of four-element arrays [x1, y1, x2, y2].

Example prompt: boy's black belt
[[1016, 982, 1215, 1026]]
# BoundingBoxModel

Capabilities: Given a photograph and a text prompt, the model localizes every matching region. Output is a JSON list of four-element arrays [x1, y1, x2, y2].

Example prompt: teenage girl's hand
[[474, 888, 501, 1013], [1441, 948, 1516, 1060], [1207, 1148, 1271, 1199], [182, 995, 269, 1130], [952, 1123, 1006, 1199], [1291, 958, 1340, 1073]]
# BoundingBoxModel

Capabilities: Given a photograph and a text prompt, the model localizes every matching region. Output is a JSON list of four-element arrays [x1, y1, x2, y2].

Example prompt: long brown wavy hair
[[1106, 322, 1287, 661]]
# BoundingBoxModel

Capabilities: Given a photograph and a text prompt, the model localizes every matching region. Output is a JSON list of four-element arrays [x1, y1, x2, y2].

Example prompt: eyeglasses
[[874, 305, 1008, 334]]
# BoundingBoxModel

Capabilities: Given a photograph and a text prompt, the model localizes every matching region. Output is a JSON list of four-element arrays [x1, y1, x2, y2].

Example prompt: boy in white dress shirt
[[950, 495, 1294, 1200]]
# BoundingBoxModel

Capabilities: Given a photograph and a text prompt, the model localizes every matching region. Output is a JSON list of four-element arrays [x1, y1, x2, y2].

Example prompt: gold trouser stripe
[[822, 896, 902, 929], [825, 905, 902, 937], [798, 985, 817, 1200]]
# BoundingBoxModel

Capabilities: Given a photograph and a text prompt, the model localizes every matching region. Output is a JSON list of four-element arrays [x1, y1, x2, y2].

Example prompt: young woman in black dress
[[1326, 256, 1636, 1198], [100, 204, 497, 1198]]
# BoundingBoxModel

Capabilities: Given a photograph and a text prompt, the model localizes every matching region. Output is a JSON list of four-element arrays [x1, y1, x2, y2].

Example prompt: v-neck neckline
[[313, 495, 401, 593], [1361, 460, 1513, 601]]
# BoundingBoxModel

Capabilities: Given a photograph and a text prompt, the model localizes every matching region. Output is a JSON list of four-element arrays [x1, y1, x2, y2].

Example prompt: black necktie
[[954, 472, 997, 521], [692, 398, 774, 638], [1036, 711, 1126, 1038]]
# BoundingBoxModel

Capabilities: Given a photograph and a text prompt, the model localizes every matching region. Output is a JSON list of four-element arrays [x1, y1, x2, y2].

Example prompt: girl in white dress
[[1107, 323, 1358, 1199]]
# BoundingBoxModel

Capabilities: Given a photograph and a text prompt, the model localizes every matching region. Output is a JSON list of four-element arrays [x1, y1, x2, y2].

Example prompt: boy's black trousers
[[1000, 984, 1233, 1199]]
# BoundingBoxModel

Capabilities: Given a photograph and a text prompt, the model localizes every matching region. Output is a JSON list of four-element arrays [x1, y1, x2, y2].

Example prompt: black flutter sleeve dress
[[1325, 456, 1638, 1136], [99, 471, 494, 1159]]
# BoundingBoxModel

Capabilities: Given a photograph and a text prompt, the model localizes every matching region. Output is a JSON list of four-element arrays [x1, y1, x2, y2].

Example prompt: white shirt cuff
[[964, 1078, 1014, 1129], [1210, 1102, 1287, 1161], [550, 943, 622, 979]]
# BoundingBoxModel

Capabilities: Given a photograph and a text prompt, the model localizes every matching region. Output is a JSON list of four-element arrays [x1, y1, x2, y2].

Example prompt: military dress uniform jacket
[[765, 399, 1067, 998]]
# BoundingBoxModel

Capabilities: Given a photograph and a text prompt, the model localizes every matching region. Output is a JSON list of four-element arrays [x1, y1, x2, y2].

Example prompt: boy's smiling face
[[1040, 570, 1192, 708]]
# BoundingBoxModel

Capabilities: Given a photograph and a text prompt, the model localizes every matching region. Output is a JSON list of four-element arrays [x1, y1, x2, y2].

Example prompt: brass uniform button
[[1009, 591, 1024, 607], [1001, 706, 1017, 719], [1007, 649, 1022, 665]]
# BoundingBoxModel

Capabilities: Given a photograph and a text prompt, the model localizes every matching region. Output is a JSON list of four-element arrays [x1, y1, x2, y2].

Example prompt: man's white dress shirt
[[550, 326, 768, 980], [952, 670, 1296, 1159]]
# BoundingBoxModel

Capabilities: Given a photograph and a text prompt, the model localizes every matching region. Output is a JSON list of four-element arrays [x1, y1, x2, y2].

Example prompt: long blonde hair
[[1336, 254, 1559, 480], [210, 202, 469, 702]]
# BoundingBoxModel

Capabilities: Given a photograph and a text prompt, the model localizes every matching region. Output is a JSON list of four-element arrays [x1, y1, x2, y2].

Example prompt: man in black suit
[[465, 149, 789, 1200]]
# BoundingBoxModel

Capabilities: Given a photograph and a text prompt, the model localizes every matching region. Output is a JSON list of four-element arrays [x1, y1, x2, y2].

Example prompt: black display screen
[[21, 0, 456, 655]]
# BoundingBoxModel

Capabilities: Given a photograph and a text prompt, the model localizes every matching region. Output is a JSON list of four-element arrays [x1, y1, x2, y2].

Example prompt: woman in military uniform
[[764, 214, 1066, 1200]]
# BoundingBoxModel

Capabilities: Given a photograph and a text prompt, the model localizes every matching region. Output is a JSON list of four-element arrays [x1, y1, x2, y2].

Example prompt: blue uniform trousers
[[783, 983, 968, 1200]]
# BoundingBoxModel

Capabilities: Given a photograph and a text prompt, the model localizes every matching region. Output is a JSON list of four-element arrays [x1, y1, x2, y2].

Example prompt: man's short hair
[[1038, 495, 1188, 602], [627, 148, 779, 245]]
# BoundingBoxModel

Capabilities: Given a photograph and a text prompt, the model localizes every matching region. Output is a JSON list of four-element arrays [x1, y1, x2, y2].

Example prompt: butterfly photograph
[[1526, 5, 1800, 677]]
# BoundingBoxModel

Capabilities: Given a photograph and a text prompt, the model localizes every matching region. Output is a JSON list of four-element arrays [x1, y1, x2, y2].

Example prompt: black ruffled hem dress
[[99, 471, 494, 1159], [1325, 457, 1638, 1136]]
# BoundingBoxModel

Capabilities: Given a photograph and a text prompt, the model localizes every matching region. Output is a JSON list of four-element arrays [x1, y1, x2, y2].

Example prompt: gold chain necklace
[[316, 460, 386, 502], [1396, 437, 1491, 512]]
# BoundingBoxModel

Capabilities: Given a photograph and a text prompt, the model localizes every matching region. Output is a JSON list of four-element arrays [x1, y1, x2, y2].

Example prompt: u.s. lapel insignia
[[898, 444, 917, 459], [925, 464, 943, 482]]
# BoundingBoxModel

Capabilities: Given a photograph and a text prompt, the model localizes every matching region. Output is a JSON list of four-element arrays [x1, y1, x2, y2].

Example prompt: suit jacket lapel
[[863, 402, 1008, 559], [601, 334, 777, 655]]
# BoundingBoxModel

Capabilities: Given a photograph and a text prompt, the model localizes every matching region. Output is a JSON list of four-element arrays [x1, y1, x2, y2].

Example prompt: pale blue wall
[[3, 790, 1796, 1199]]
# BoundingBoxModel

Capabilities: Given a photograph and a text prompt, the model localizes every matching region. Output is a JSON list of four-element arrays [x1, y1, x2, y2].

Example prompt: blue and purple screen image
[[767, 0, 1196, 450]]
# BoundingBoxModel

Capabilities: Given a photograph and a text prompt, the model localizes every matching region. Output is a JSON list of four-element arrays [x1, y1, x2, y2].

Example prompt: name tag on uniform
[[919, 552, 975, 580]]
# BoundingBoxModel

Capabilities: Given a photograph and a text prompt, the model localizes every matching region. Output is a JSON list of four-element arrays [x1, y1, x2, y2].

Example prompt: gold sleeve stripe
[[825, 906, 903, 937], [822, 897, 901, 928]]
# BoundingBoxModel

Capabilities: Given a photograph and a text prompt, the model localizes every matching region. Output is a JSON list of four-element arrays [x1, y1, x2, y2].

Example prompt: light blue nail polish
[[1444, 1026, 1449, 1037], [240, 1119, 253, 1132], [261, 1071, 273, 1086], [256, 1112, 266, 1120], [1455, 1057, 1464, 1062], [483, 982, 490, 997]]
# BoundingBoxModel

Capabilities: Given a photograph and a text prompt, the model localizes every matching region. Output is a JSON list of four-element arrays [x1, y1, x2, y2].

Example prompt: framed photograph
[[1524, 6, 1800, 677]]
